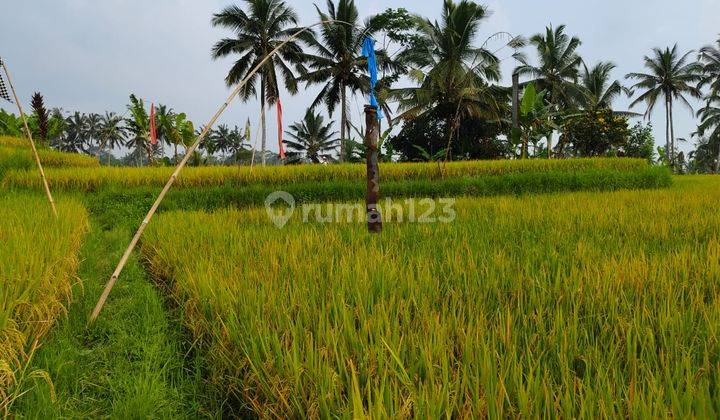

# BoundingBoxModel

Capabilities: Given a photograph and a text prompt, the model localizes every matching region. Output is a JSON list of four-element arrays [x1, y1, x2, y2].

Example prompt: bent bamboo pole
[[90, 19, 358, 322], [1, 59, 58, 217]]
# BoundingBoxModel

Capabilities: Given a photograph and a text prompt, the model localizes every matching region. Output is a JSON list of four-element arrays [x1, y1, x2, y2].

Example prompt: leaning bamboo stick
[[89, 19, 359, 322], [1, 59, 58, 217]]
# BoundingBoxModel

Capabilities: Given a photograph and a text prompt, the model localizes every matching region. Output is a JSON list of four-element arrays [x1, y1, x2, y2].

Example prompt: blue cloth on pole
[[362, 37, 383, 120]]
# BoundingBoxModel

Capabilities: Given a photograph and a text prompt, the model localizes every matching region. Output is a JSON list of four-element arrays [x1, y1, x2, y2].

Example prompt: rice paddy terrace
[[1, 135, 718, 417]]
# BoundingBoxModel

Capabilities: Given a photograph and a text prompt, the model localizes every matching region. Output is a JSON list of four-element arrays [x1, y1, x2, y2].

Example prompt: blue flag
[[361, 37, 383, 120]]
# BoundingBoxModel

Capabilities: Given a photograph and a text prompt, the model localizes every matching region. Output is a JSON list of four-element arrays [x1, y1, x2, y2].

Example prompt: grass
[[3, 157, 655, 191], [0, 194, 88, 411], [76, 165, 670, 232], [142, 176, 720, 418], [7, 204, 223, 417]]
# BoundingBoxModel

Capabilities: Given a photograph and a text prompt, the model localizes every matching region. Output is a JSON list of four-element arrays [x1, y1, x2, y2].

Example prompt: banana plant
[[511, 83, 558, 158], [412, 145, 447, 162], [347, 121, 396, 162], [167, 113, 194, 161]]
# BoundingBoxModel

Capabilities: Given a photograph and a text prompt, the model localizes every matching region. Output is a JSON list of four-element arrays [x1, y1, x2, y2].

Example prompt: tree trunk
[[340, 82, 346, 163], [716, 140, 720, 174], [364, 105, 382, 233], [512, 73, 520, 132], [146, 142, 153, 167], [443, 114, 458, 163], [556, 134, 566, 158], [669, 96, 676, 169], [664, 97, 671, 166], [260, 76, 267, 166]]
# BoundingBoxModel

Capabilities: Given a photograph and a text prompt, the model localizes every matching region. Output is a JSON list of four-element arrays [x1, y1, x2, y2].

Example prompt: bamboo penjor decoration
[[1, 58, 58, 217], [90, 20, 362, 322]]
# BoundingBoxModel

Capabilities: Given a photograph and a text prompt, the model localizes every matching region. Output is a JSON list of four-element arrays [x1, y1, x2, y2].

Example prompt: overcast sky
[[1, 0, 718, 156]]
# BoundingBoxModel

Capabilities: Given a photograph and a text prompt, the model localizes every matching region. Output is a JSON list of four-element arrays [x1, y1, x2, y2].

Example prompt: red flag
[[277, 98, 285, 159], [149, 103, 157, 145]]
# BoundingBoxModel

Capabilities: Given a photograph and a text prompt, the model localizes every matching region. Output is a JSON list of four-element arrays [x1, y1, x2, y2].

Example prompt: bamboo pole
[[1, 59, 58, 217], [89, 19, 360, 322]]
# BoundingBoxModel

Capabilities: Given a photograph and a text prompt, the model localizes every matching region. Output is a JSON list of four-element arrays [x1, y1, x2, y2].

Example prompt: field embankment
[[3, 159, 672, 223], [142, 176, 720, 418], [3, 157, 664, 190]]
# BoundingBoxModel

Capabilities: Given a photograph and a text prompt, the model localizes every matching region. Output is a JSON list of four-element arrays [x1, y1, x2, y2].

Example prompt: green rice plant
[[142, 176, 720, 418], [0, 138, 99, 179], [77, 166, 670, 232], [0, 194, 88, 409], [4, 158, 653, 192], [0, 136, 29, 148]]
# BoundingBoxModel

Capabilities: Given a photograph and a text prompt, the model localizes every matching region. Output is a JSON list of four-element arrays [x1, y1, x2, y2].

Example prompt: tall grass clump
[[143, 177, 719, 418], [4, 158, 658, 192], [0, 195, 88, 409]]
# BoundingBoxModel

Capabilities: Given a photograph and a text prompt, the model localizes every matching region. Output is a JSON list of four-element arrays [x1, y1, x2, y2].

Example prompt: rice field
[[0, 136, 30, 148], [0, 194, 88, 407], [0, 134, 714, 417], [3, 157, 653, 191], [142, 176, 720, 418], [0, 136, 98, 178]]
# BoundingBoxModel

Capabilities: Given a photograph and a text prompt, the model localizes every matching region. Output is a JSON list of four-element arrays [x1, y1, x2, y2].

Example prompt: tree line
[[1, 0, 718, 172]]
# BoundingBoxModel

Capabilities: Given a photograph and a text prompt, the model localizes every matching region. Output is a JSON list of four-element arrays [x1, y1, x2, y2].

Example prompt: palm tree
[[696, 100, 720, 172], [284, 109, 338, 163], [124, 94, 153, 165], [154, 104, 174, 152], [61, 112, 90, 154], [85, 113, 103, 146], [98, 112, 127, 164], [297, 0, 372, 161], [392, 0, 507, 159], [516, 25, 583, 110], [210, 124, 232, 158], [578, 61, 629, 111], [225, 125, 248, 163], [211, 0, 305, 166], [210, 124, 247, 161], [699, 37, 720, 100], [626, 45, 703, 166]]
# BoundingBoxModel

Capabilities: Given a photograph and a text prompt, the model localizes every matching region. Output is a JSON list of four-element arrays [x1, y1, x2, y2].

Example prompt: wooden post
[[1, 59, 57, 217], [364, 105, 382, 233]]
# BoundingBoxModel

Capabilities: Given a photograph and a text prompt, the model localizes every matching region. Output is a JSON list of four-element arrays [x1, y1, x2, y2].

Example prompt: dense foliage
[[564, 109, 630, 157], [1, 1, 718, 171]]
